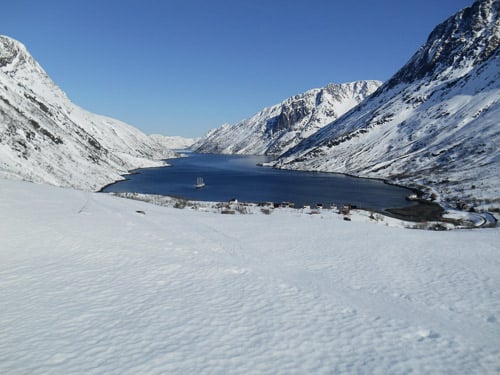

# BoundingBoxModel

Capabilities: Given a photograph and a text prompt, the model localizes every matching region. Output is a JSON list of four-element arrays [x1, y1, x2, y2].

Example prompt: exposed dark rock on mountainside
[[385, 0, 499, 89]]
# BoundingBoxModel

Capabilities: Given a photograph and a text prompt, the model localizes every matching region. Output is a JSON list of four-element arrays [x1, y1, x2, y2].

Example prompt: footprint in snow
[[486, 314, 496, 323], [416, 329, 440, 341]]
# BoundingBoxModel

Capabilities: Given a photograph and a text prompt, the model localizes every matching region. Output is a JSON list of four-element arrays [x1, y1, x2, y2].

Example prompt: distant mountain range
[[198, 0, 500, 209], [193, 80, 381, 156], [0, 35, 192, 191]]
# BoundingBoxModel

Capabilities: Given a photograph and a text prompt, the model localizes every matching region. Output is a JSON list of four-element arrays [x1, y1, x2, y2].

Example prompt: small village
[[110, 191, 354, 217], [107, 191, 497, 230]]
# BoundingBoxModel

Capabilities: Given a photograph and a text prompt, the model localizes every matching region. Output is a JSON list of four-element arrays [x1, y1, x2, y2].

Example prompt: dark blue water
[[102, 152, 414, 210]]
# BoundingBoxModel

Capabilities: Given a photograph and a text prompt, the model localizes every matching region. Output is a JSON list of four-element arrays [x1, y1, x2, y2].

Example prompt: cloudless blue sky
[[3, 0, 472, 137]]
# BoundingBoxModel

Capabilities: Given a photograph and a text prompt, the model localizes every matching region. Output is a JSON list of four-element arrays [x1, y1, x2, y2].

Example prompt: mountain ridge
[[192, 80, 382, 156]]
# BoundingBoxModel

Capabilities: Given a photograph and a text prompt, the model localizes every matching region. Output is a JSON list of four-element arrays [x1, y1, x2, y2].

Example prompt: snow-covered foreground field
[[1, 179, 499, 374]]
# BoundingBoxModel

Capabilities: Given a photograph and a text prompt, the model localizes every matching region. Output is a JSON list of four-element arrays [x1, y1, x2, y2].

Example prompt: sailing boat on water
[[195, 177, 205, 189]]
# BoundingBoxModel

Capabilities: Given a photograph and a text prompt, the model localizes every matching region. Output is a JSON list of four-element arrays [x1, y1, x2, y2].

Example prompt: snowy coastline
[[100, 158, 497, 230], [107, 190, 497, 230]]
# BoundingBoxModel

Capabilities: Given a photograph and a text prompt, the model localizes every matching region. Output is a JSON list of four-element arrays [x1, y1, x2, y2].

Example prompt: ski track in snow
[[0, 179, 499, 374]]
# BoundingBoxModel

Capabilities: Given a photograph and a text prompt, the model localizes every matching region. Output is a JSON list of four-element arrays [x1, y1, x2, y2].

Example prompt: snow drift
[[0, 178, 499, 373]]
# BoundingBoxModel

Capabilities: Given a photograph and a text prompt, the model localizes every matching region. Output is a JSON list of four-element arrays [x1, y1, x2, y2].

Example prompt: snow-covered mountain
[[0, 35, 176, 191], [192, 80, 381, 156], [275, 0, 499, 209], [149, 134, 198, 150]]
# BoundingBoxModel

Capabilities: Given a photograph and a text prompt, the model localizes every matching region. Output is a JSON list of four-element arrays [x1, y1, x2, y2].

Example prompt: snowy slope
[[149, 134, 198, 150], [193, 80, 381, 156], [275, 0, 500, 209], [0, 35, 176, 191], [0, 178, 499, 374]]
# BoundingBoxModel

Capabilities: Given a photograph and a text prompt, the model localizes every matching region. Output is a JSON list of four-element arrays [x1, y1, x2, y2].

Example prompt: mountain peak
[[0, 35, 37, 71], [0, 35, 174, 190], [0, 34, 67, 106], [384, 0, 499, 90]]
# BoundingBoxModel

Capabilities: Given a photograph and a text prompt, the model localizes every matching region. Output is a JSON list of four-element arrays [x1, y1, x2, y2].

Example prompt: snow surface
[[1, 178, 499, 374]]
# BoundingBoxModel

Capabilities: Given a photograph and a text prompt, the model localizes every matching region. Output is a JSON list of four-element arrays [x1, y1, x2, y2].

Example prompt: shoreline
[[97, 169, 141, 193], [97, 153, 496, 229], [383, 200, 444, 223], [98, 151, 190, 193], [104, 190, 497, 230]]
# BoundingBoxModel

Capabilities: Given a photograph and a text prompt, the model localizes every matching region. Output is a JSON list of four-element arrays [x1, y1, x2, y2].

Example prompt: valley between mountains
[[0, 0, 499, 211]]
